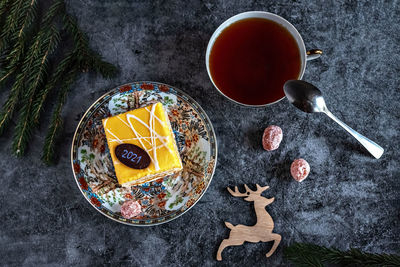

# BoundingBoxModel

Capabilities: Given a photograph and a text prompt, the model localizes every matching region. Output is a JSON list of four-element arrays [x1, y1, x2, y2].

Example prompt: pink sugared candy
[[262, 125, 283, 151], [291, 158, 310, 182], [121, 200, 142, 219]]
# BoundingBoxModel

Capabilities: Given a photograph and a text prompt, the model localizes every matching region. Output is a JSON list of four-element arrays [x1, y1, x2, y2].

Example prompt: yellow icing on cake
[[102, 102, 182, 187]]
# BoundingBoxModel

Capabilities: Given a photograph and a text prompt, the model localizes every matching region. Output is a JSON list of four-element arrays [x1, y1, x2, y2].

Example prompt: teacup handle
[[306, 49, 323, 61]]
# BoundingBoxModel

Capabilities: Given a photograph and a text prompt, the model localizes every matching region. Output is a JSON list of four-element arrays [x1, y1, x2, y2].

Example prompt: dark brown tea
[[209, 18, 301, 105]]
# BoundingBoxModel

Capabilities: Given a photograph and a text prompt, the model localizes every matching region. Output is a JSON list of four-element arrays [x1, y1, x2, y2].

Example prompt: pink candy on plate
[[121, 200, 142, 219], [262, 125, 283, 151], [290, 158, 310, 182]]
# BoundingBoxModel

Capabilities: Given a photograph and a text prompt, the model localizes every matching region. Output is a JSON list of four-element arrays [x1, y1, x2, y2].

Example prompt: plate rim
[[70, 81, 218, 226]]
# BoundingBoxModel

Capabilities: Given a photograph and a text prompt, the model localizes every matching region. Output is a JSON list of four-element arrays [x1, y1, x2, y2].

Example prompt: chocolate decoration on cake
[[115, 144, 151, 169]]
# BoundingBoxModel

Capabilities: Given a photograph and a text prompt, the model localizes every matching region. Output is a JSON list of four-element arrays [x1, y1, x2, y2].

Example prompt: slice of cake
[[102, 102, 182, 187]]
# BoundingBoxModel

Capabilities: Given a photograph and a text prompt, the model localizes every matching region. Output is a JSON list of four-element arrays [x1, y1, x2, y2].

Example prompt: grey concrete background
[[1, 0, 399, 266]]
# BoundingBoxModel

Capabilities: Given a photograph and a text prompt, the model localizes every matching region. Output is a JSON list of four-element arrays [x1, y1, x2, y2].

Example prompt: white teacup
[[205, 11, 322, 107]]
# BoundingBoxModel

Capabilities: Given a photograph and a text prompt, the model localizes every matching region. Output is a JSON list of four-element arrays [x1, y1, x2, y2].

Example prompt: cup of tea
[[206, 11, 322, 106]]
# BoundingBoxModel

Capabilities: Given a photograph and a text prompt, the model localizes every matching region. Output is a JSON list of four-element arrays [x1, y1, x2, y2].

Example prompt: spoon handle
[[323, 109, 384, 159]]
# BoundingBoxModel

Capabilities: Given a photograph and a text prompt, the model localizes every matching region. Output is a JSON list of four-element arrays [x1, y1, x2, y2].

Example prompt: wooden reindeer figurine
[[216, 184, 281, 261]]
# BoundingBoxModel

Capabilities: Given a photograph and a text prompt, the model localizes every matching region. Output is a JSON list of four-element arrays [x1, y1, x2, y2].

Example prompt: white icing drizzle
[[145, 106, 167, 126], [104, 119, 122, 144], [126, 114, 150, 162], [126, 104, 175, 170], [126, 111, 173, 154], [149, 103, 158, 170], [104, 103, 175, 171], [127, 114, 168, 143], [106, 129, 123, 144], [117, 116, 152, 146], [108, 137, 153, 142]]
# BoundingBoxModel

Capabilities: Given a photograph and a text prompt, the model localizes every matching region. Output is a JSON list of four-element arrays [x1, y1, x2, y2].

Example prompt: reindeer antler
[[255, 184, 270, 194], [227, 186, 248, 197], [227, 184, 270, 197]]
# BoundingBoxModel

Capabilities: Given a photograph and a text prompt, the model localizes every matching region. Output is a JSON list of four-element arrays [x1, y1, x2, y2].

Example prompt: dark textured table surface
[[1, 0, 399, 266]]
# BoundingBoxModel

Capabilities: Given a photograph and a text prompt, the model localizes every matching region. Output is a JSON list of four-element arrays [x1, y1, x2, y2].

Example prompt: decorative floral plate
[[71, 82, 217, 226]]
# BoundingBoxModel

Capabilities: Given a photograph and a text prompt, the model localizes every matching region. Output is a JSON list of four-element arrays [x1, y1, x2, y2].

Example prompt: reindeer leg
[[217, 238, 245, 261], [216, 239, 229, 261], [265, 233, 281, 258]]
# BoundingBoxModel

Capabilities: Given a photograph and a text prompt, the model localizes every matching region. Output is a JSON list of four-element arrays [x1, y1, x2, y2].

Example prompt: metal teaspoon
[[283, 80, 384, 159]]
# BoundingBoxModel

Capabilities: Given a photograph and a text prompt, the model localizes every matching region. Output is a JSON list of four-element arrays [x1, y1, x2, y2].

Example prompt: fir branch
[[1, 0, 62, 87], [62, 12, 89, 53], [0, 64, 17, 84], [25, 0, 77, 148], [0, 38, 40, 134], [13, 25, 60, 156], [42, 68, 78, 164], [0, 0, 12, 28], [0, 0, 37, 87], [0, 39, 23, 88], [284, 243, 400, 267], [0, 0, 118, 161], [0, 0, 12, 15], [5, 38, 25, 67], [0, 72, 24, 134], [85, 50, 118, 78], [0, 0, 30, 52], [32, 51, 75, 124], [7, 0, 26, 31], [62, 11, 118, 77], [0, 0, 22, 41], [17, 0, 38, 40], [41, 0, 65, 26]]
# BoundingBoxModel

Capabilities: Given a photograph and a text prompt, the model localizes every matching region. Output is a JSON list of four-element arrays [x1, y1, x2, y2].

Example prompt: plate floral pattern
[[71, 82, 217, 226]]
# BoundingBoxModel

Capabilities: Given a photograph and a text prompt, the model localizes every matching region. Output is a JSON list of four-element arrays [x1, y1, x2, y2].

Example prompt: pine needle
[[0, 0, 12, 16], [31, 51, 75, 124], [17, 0, 37, 40], [0, 38, 39, 134], [0, 0, 29, 53], [62, 12, 118, 77], [284, 243, 400, 267], [42, 0, 65, 26], [86, 50, 118, 78], [0, 0, 12, 30], [0, 64, 16, 84], [0, 39, 23, 88], [42, 68, 78, 164], [13, 25, 60, 156], [0, 0, 118, 161], [0, 73, 24, 135], [0, 0, 37, 87]]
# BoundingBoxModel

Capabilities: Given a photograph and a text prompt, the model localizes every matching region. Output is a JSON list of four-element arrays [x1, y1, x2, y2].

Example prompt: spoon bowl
[[284, 80, 327, 113], [283, 80, 384, 159]]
